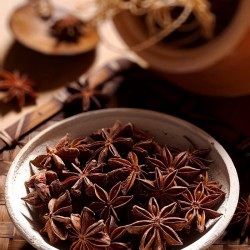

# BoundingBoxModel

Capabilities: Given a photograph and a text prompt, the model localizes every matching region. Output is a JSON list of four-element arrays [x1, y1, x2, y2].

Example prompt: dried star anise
[[22, 170, 58, 206], [126, 197, 187, 249], [140, 167, 187, 206], [40, 190, 72, 244], [22, 120, 226, 249], [50, 15, 86, 43], [179, 182, 224, 233], [104, 215, 131, 250], [146, 146, 201, 186], [87, 121, 134, 163], [30, 133, 79, 170], [66, 80, 111, 113], [0, 69, 36, 109], [191, 171, 225, 195], [60, 160, 107, 197], [108, 151, 147, 195], [68, 207, 110, 250], [230, 195, 250, 237], [89, 182, 133, 221]]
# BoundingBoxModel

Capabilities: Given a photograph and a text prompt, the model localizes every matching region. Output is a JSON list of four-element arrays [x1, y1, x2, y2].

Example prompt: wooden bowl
[[9, 4, 99, 55]]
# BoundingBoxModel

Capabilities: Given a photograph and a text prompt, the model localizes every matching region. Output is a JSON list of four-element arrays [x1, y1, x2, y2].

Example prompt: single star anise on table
[[126, 197, 187, 249], [230, 194, 250, 237], [50, 15, 86, 43], [67, 206, 110, 250], [0, 69, 37, 110], [65, 80, 111, 113], [179, 182, 224, 233]]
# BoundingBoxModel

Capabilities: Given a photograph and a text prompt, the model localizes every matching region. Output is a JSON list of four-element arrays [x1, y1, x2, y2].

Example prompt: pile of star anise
[[22, 120, 225, 250]]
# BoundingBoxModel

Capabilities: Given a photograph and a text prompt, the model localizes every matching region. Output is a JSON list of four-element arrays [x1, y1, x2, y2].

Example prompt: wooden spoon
[[9, 3, 100, 56]]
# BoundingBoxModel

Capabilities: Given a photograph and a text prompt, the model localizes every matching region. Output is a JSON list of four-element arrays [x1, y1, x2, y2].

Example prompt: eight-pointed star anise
[[60, 160, 107, 197], [172, 146, 211, 170], [68, 207, 110, 250], [40, 190, 72, 244], [87, 121, 134, 163], [140, 167, 187, 206], [126, 197, 187, 249], [179, 182, 224, 233], [230, 195, 250, 237], [66, 80, 110, 113], [108, 151, 148, 195], [30, 134, 79, 170], [147, 146, 201, 186], [0, 69, 36, 109], [89, 181, 133, 221]]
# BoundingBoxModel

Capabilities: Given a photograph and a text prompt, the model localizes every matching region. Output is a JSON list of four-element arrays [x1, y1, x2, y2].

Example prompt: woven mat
[[1, 66, 250, 249]]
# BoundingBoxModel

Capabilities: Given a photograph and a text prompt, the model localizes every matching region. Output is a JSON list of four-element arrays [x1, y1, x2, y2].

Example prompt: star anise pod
[[68, 207, 110, 250], [147, 146, 200, 186], [66, 80, 110, 113], [0, 69, 36, 109], [191, 171, 225, 195], [24, 170, 58, 189], [89, 182, 133, 221], [108, 151, 148, 195], [126, 197, 187, 249], [60, 160, 107, 197], [50, 15, 85, 43], [104, 215, 131, 250], [87, 121, 134, 163], [22, 170, 58, 206], [179, 182, 224, 233], [230, 195, 250, 237], [140, 167, 187, 206], [40, 190, 72, 245], [172, 146, 211, 170], [30, 134, 79, 170]]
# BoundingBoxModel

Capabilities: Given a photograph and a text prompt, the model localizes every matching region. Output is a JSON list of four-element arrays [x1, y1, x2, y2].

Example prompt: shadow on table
[[2, 41, 96, 92]]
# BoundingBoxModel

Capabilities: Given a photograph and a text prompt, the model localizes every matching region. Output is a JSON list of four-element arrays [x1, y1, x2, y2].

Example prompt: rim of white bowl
[[5, 108, 239, 250]]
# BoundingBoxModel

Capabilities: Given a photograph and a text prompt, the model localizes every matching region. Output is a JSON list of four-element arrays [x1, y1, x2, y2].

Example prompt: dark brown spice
[[50, 15, 86, 43], [0, 69, 36, 110], [22, 120, 226, 249]]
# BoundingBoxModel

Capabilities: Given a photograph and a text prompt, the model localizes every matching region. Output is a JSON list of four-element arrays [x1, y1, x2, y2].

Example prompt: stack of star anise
[[22, 120, 225, 250]]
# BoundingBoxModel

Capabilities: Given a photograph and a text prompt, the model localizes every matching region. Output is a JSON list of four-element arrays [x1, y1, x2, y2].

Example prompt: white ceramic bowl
[[5, 108, 239, 250]]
